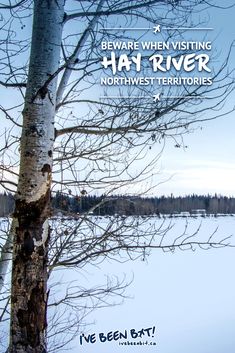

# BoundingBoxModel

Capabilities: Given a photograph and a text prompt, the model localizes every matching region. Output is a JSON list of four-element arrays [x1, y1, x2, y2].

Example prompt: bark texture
[[9, 1, 64, 352]]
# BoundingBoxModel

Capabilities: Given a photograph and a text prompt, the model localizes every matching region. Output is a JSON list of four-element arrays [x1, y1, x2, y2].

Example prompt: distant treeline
[[52, 193, 235, 216], [0, 193, 15, 217], [1, 192, 235, 217]]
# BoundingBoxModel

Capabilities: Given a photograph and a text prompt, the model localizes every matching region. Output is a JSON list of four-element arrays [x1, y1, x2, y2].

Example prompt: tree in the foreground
[[0, 0, 234, 351]]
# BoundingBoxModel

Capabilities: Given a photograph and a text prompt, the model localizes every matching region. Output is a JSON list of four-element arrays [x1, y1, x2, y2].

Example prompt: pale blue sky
[[0, 1, 234, 198], [153, 4, 235, 196]]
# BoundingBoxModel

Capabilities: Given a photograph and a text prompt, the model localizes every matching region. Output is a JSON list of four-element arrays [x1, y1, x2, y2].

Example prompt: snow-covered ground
[[1, 216, 235, 353], [51, 215, 235, 353]]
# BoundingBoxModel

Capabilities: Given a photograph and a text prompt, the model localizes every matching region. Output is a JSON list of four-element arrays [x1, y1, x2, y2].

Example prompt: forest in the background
[[1, 192, 235, 217]]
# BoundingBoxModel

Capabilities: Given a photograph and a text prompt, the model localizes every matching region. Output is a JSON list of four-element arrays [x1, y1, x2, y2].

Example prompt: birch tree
[[7, 1, 64, 352], [0, 0, 234, 352]]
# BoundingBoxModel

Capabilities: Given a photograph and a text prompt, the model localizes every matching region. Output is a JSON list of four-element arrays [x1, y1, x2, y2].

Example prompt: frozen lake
[[1, 216, 235, 353], [50, 215, 235, 353]]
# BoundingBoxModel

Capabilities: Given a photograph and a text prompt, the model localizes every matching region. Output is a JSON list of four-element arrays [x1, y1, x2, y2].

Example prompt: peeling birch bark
[[9, 1, 64, 352]]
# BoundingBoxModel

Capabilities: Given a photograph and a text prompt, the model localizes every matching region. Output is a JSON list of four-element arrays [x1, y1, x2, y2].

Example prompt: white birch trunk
[[9, 1, 64, 352], [0, 231, 12, 293], [0, 219, 16, 293]]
